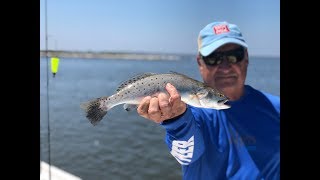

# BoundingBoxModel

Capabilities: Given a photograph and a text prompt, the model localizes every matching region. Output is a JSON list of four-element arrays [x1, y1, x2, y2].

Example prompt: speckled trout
[[80, 72, 230, 125]]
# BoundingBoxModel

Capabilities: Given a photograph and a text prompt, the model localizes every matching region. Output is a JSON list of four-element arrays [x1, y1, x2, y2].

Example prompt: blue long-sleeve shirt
[[161, 85, 280, 180]]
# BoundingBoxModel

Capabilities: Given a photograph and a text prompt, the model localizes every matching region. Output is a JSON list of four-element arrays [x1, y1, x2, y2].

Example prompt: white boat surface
[[40, 161, 82, 180]]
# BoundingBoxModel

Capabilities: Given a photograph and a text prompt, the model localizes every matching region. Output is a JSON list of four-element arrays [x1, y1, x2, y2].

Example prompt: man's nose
[[218, 56, 231, 69]]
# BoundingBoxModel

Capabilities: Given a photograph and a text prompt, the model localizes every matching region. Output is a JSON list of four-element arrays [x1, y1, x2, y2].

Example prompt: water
[[40, 56, 280, 180]]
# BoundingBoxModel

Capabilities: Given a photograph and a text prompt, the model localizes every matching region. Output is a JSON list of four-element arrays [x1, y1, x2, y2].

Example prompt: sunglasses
[[201, 47, 245, 66]]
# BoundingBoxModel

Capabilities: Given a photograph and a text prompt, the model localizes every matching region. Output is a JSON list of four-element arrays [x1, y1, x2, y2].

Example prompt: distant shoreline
[[40, 50, 183, 61], [39, 50, 279, 60]]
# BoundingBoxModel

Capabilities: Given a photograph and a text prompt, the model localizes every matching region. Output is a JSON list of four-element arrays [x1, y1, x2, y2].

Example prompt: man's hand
[[137, 83, 187, 123]]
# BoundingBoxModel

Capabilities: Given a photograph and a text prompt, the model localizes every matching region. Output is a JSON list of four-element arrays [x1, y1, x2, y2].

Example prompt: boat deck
[[40, 161, 82, 180]]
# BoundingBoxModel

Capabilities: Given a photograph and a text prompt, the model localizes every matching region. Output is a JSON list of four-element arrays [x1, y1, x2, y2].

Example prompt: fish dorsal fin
[[116, 72, 157, 92], [169, 71, 189, 77], [168, 71, 202, 84]]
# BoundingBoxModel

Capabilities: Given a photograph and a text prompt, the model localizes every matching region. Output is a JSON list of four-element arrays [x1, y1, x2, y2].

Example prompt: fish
[[80, 72, 230, 125]]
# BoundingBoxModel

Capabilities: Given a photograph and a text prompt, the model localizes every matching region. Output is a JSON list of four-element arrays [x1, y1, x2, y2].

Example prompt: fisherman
[[137, 21, 280, 180]]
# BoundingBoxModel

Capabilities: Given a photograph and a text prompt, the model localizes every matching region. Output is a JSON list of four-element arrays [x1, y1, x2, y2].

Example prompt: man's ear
[[244, 49, 249, 65], [196, 54, 202, 66]]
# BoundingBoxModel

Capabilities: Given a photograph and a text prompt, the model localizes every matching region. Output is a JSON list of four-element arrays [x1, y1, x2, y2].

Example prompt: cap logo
[[213, 24, 229, 35]]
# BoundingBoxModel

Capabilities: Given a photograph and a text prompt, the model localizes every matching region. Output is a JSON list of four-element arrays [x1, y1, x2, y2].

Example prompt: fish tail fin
[[80, 96, 109, 125]]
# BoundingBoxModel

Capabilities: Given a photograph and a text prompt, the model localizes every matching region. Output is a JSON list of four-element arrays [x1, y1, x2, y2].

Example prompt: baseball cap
[[197, 21, 248, 56]]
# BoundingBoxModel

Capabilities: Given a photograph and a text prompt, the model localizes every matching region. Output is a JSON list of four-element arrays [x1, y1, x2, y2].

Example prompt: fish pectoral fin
[[184, 94, 201, 107], [189, 94, 197, 100], [123, 104, 138, 111], [196, 91, 208, 99]]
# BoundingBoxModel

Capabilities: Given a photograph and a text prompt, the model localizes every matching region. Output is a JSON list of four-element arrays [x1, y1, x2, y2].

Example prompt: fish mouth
[[217, 99, 231, 109], [217, 99, 228, 104]]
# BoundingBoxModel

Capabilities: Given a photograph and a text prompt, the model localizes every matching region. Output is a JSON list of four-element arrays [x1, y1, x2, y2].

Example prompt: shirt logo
[[213, 25, 230, 34], [170, 136, 194, 165]]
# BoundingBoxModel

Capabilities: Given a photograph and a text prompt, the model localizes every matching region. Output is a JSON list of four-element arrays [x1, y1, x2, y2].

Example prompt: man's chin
[[218, 86, 234, 93], [215, 80, 237, 89]]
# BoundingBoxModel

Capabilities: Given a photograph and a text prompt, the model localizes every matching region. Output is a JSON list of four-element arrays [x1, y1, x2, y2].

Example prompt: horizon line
[[39, 49, 280, 58]]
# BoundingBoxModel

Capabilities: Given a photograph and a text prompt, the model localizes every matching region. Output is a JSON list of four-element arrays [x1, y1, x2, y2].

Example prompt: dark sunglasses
[[201, 47, 245, 66]]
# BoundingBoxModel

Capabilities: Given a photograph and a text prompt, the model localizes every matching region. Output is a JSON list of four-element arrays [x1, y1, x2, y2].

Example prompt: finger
[[137, 96, 152, 119], [165, 83, 187, 118], [165, 83, 182, 106], [158, 92, 171, 120], [148, 97, 162, 122]]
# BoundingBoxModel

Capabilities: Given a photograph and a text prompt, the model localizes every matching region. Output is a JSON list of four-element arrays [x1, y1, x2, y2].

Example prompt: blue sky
[[40, 0, 279, 57]]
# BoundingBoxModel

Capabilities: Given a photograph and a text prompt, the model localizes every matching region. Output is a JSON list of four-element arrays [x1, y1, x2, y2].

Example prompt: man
[[137, 21, 280, 180]]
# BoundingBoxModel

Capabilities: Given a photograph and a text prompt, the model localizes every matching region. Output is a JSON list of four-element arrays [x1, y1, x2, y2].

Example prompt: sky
[[40, 0, 280, 57]]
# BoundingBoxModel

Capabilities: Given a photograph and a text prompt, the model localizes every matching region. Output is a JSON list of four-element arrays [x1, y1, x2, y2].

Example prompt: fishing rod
[[44, 0, 52, 179]]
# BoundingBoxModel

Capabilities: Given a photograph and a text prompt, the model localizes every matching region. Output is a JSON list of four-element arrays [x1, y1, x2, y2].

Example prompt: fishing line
[[44, 0, 52, 179]]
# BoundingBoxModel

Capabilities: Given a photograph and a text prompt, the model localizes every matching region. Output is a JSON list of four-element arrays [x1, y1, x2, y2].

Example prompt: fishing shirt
[[161, 85, 280, 180]]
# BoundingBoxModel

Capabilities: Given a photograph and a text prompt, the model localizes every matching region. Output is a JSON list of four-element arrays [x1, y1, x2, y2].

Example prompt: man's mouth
[[215, 75, 236, 80]]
